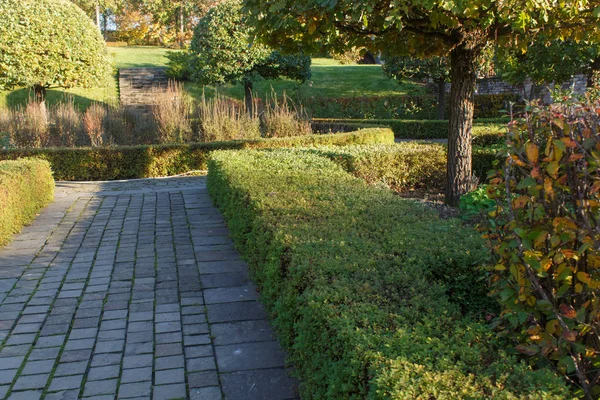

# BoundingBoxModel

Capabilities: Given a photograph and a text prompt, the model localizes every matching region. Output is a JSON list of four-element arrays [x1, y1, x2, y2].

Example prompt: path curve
[[0, 176, 297, 399]]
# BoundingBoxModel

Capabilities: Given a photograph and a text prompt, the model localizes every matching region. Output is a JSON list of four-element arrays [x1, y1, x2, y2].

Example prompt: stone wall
[[445, 74, 589, 103]]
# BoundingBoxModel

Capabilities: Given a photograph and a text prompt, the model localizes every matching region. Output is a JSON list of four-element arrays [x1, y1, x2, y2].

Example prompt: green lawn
[[0, 47, 425, 108], [188, 58, 426, 101], [109, 46, 170, 69]]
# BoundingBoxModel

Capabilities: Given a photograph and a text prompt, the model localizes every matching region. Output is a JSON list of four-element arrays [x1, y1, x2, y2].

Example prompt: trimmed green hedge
[[313, 118, 507, 143], [310, 143, 447, 193], [0, 158, 54, 247], [308, 143, 500, 193], [0, 128, 393, 181], [207, 150, 570, 399]]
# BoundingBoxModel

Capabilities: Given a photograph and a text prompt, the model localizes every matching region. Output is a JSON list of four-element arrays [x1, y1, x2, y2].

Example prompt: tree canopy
[[243, 0, 600, 205], [186, 0, 311, 113], [497, 37, 600, 86], [0, 0, 112, 100]]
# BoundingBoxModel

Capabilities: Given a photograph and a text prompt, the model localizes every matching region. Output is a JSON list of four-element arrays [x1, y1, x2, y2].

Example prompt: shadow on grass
[[5, 88, 108, 111]]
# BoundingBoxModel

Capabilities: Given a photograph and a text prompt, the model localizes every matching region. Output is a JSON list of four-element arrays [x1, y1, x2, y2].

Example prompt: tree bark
[[102, 13, 108, 40], [244, 80, 254, 116], [95, 2, 101, 28], [180, 6, 185, 35], [445, 41, 482, 206], [437, 78, 446, 120], [33, 85, 46, 103]]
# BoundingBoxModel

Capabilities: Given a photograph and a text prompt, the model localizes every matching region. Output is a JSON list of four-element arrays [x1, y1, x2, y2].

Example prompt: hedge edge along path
[[0, 128, 393, 181], [0, 158, 54, 247], [207, 149, 570, 399]]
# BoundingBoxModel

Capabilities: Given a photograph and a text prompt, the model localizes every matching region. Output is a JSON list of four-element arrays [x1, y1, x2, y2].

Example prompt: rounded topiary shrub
[[0, 0, 111, 100]]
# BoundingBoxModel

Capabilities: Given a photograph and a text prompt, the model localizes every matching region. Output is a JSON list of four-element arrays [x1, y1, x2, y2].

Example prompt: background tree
[[496, 37, 600, 88], [0, 0, 112, 101], [243, 0, 600, 205], [70, 0, 123, 39], [383, 56, 450, 119], [183, 0, 311, 114]]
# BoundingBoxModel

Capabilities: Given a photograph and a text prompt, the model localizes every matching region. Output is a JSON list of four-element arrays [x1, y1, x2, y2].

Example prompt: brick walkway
[[0, 177, 298, 400]]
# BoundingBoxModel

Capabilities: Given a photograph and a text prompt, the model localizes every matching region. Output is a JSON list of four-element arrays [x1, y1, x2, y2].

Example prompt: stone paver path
[[0, 176, 298, 399]]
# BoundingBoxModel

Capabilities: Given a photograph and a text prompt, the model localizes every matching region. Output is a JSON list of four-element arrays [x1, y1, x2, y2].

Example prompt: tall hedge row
[[0, 128, 393, 181], [0, 159, 54, 247], [207, 150, 570, 398]]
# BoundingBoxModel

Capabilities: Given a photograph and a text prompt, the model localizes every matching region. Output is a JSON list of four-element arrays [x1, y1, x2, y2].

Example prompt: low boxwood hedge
[[0, 128, 393, 181], [207, 150, 570, 399], [313, 118, 507, 143], [308, 143, 499, 193], [310, 143, 447, 193], [0, 158, 54, 247]]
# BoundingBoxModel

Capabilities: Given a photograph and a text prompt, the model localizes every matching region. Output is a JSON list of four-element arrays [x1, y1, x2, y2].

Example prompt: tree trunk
[[102, 13, 108, 40], [95, 2, 101, 28], [437, 79, 446, 120], [33, 85, 46, 103], [180, 6, 185, 35], [244, 80, 254, 116], [446, 42, 481, 206]]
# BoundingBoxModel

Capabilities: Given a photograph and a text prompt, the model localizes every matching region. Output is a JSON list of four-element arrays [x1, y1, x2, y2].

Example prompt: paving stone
[[153, 383, 186, 400], [155, 355, 184, 371], [21, 360, 55, 375], [54, 361, 89, 376], [43, 390, 80, 400], [28, 347, 61, 361], [155, 332, 182, 345], [100, 319, 127, 331], [87, 364, 121, 381], [120, 367, 152, 384], [155, 343, 182, 357], [222, 368, 298, 400], [7, 390, 42, 400], [211, 320, 275, 346], [65, 338, 95, 351], [0, 369, 18, 384], [47, 374, 84, 392], [215, 341, 286, 372], [90, 353, 122, 367], [122, 354, 153, 369], [94, 339, 124, 354], [189, 386, 222, 400], [186, 357, 217, 372], [36, 335, 66, 348], [84, 378, 118, 396], [118, 381, 151, 398], [124, 342, 153, 355], [69, 327, 98, 339], [189, 370, 219, 388], [154, 368, 185, 385], [206, 302, 267, 323], [12, 373, 50, 390], [72, 317, 100, 329], [0, 356, 24, 370], [204, 285, 258, 304], [60, 349, 92, 363], [184, 345, 213, 359]]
